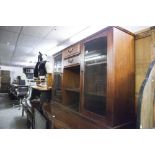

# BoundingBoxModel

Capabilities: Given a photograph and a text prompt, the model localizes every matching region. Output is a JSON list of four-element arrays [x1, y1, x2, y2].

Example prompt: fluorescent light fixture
[[44, 26, 107, 56], [44, 51, 52, 56], [70, 25, 107, 43], [51, 45, 66, 55], [35, 42, 57, 53]]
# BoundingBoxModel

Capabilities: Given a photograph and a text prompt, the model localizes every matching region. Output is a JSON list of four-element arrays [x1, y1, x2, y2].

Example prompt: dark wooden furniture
[[31, 86, 52, 105], [81, 27, 135, 128], [44, 26, 135, 129], [0, 70, 10, 93], [23, 86, 52, 129], [62, 43, 81, 113], [34, 108, 48, 129]]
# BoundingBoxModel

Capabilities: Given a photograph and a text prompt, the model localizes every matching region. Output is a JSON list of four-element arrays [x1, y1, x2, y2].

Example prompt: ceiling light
[[70, 25, 106, 43], [53, 45, 66, 53]]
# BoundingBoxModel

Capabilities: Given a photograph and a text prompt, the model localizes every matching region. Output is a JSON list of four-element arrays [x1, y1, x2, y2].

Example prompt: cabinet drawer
[[63, 43, 81, 59], [63, 55, 81, 67]]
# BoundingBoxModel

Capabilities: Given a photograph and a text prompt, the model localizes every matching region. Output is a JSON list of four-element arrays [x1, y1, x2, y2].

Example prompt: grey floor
[[0, 93, 27, 129]]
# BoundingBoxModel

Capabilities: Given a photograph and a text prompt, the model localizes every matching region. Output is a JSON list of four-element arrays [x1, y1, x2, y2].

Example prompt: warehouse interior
[[0, 26, 154, 129], [1, 0, 155, 155]]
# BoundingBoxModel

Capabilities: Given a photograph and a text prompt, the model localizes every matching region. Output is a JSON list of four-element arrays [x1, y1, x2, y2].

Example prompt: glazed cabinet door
[[53, 53, 62, 102], [82, 34, 108, 118]]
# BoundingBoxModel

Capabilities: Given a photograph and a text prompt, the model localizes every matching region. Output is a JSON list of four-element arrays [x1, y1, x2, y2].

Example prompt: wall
[[0, 65, 23, 82]]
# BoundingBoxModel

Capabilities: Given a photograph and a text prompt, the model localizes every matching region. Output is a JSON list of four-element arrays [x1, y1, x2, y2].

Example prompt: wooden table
[[28, 85, 52, 129], [31, 85, 52, 91]]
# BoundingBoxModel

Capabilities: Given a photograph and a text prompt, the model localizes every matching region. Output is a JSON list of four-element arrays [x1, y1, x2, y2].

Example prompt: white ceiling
[[0, 26, 149, 67]]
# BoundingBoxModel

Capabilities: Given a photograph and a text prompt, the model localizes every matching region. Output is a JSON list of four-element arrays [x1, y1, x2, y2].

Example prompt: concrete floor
[[0, 93, 27, 129]]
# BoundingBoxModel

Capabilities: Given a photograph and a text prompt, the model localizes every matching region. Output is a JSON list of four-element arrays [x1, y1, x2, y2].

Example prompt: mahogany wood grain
[[113, 28, 135, 126]]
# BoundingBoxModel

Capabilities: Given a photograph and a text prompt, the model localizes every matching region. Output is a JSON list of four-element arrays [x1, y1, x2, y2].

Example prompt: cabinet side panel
[[106, 29, 115, 125], [113, 28, 135, 126]]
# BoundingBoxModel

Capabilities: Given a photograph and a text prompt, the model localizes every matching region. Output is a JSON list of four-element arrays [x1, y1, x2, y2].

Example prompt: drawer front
[[63, 43, 81, 59], [63, 55, 81, 67]]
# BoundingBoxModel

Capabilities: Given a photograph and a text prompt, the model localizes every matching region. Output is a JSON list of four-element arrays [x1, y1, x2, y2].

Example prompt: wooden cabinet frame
[[46, 27, 135, 128], [80, 27, 135, 127]]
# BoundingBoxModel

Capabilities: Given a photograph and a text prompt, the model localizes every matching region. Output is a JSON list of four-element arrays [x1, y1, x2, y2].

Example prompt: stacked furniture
[[0, 70, 10, 93], [43, 26, 135, 128]]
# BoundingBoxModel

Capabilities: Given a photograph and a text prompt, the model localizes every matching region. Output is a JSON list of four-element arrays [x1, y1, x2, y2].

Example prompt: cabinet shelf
[[86, 61, 107, 67], [68, 103, 79, 111], [65, 88, 80, 93], [86, 92, 106, 97], [63, 64, 80, 112]]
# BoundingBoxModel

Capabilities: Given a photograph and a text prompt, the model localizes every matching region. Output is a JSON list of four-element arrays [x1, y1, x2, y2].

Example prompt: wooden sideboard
[[43, 26, 135, 129]]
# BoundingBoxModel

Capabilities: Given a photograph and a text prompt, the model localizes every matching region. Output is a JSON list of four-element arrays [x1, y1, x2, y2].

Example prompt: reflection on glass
[[84, 37, 107, 116], [53, 53, 62, 102]]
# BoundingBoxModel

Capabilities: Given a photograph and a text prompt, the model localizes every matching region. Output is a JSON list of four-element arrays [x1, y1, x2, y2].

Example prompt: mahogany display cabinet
[[43, 26, 135, 129]]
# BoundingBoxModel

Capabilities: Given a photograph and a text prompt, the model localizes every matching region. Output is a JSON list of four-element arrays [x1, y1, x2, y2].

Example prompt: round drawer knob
[[68, 58, 73, 63]]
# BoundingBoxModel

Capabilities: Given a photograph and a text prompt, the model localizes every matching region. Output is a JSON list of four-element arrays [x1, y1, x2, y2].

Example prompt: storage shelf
[[86, 92, 106, 97], [65, 88, 80, 93], [68, 103, 79, 112], [86, 61, 107, 67]]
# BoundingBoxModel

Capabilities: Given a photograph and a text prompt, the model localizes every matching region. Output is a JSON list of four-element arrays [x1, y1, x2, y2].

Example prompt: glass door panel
[[84, 37, 107, 116], [53, 53, 62, 102]]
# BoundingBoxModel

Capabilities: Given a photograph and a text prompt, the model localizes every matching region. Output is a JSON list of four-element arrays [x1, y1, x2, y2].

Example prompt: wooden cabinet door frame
[[80, 28, 114, 126]]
